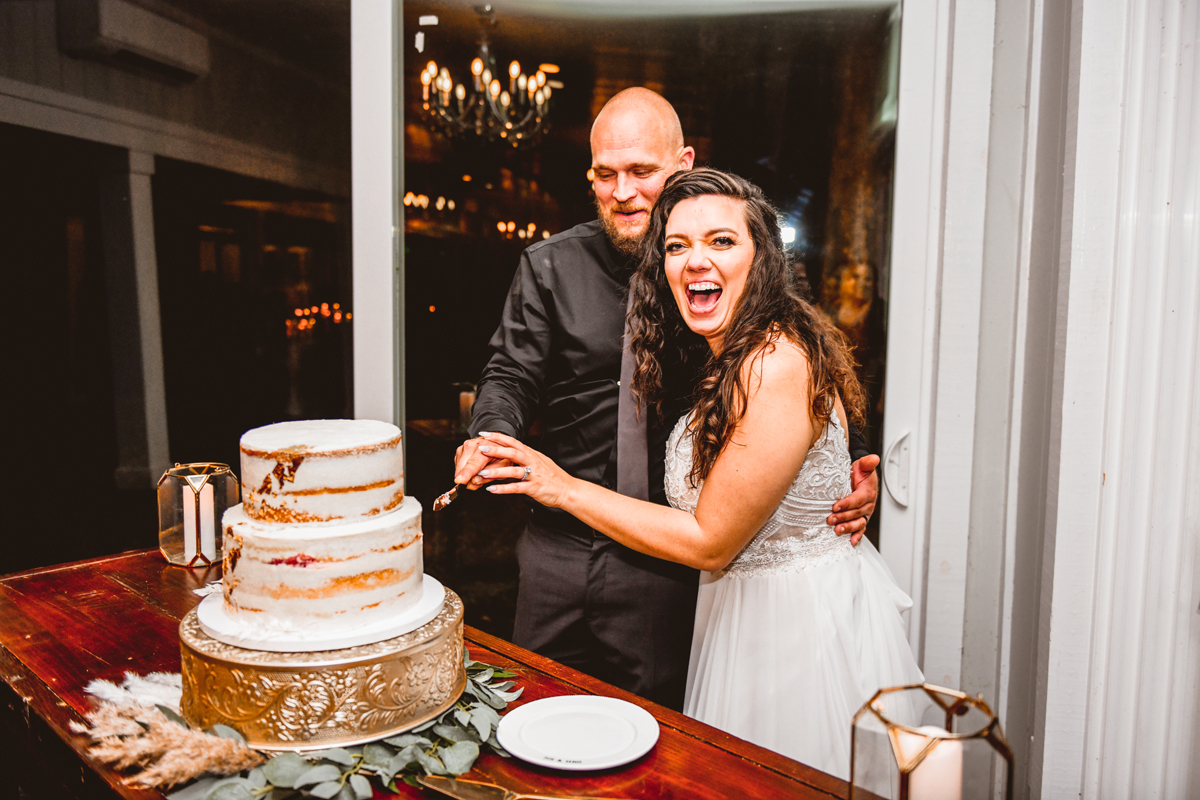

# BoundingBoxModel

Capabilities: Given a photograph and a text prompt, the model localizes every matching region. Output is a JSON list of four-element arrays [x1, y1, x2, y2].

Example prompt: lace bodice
[[664, 409, 856, 577]]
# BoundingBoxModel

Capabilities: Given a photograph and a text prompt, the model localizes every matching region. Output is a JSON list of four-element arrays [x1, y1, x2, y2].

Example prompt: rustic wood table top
[[0, 550, 847, 800]]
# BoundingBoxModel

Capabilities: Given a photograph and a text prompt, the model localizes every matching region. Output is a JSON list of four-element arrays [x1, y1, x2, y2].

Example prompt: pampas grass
[[71, 702, 263, 788]]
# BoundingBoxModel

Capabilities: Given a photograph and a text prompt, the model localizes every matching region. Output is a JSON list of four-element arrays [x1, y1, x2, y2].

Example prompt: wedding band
[[521, 465, 533, 481]]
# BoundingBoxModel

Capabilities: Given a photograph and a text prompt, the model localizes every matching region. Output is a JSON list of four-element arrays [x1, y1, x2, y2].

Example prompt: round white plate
[[196, 574, 446, 652], [496, 695, 660, 771]]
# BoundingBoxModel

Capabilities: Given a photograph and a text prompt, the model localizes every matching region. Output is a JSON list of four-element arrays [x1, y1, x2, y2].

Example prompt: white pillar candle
[[897, 726, 963, 800], [183, 481, 216, 563], [198, 482, 216, 561]]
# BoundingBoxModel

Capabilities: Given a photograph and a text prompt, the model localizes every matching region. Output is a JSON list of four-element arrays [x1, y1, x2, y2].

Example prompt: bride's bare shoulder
[[742, 335, 811, 392]]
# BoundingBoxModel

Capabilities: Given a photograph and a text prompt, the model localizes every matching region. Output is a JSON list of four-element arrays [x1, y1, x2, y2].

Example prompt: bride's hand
[[475, 432, 575, 509]]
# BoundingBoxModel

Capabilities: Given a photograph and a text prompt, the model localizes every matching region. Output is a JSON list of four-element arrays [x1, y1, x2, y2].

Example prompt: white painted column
[[350, 0, 401, 426], [1034, 0, 1200, 797], [99, 149, 170, 488]]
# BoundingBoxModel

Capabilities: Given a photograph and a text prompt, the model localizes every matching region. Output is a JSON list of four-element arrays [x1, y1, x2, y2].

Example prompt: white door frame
[[879, 0, 996, 687]]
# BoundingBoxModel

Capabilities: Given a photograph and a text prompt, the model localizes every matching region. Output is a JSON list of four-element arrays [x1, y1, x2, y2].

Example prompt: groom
[[454, 88, 880, 710]]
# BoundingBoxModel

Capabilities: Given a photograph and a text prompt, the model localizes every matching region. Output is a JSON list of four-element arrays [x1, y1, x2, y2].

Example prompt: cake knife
[[432, 483, 462, 511], [419, 775, 634, 800]]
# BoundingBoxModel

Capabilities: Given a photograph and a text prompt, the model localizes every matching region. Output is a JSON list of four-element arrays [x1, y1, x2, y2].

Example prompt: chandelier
[[419, 6, 552, 148]]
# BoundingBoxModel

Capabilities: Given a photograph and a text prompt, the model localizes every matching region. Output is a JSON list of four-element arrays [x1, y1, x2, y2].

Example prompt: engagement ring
[[521, 465, 533, 481]]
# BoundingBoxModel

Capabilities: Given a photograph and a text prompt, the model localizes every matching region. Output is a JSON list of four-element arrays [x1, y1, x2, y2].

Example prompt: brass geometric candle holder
[[157, 463, 239, 568], [851, 684, 1014, 800]]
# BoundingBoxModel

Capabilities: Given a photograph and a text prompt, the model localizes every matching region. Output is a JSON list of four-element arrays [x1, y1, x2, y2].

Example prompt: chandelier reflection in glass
[[419, 10, 551, 148]]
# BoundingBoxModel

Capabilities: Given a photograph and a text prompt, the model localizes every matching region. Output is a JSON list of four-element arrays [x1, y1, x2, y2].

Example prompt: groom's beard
[[596, 197, 650, 256]]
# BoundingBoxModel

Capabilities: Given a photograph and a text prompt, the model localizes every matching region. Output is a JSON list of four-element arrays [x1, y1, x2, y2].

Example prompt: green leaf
[[167, 777, 217, 800], [348, 774, 372, 800], [472, 683, 507, 710], [415, 750, 448, 776], [262, 753, 308, 787], [293, 764, 341, 788], [488, 681, 516, 691], [362, 743, 394, 767], [453, 708, 471, 727], [156, 704, 191, 729], [433, 723, 472, 743], [489, 670, 518, 679], [334, 786, 356, 800], [401, 774, 422, 788], [472, 705, 501, 726], [473, 668, 494, 683], [412, 718, 439, 733], [247, 767, 267, 789], [306, 747, 355, 766], [440, 741, 481, 776], [487, 734, 511, 758], [493, 687, 524, 703], [308, 781, 342, 799], [385, 745, 419, 778], [470, 713, 492, 743], [383, 733, 431, 748], [206, 780, 253, 800], [211, 724, 247, 744]]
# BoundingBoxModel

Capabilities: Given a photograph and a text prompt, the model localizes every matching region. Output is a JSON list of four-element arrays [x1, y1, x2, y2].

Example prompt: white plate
[[196, 574, 446, 652], [496, 695, 660, 771]]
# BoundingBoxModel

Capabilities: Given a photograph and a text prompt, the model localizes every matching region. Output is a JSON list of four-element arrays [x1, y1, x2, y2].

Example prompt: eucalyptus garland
[[165, 650, 521, 800]]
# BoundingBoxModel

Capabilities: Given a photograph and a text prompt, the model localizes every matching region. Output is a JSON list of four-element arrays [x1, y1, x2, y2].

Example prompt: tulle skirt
[[683, 540, 924, 780]]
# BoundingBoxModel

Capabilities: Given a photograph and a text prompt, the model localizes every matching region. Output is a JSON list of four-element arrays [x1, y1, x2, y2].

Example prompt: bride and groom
[[453, 89, 921, 779]]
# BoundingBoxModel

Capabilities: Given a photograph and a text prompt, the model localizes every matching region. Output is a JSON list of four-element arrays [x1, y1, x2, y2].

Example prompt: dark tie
[[617, 291, 649, 500]]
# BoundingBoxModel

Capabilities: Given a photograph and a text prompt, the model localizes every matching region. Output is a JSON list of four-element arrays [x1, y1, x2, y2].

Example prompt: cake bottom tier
[[222, 495, 425, 634], [180, 590, 465, 750]]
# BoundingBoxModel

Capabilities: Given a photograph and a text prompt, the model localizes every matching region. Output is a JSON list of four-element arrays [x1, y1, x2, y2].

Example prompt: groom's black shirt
[[469, 221, 694, 536]]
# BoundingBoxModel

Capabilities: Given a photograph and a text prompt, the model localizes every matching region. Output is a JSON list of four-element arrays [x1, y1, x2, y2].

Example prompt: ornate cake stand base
[[180, 590, 465, 751]]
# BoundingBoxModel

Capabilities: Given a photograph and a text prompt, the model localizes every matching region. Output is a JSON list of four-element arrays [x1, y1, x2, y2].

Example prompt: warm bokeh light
[[538, 63, 560, 74]]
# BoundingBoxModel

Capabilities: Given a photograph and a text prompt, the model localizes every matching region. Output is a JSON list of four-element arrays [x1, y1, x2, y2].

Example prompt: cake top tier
[[240, 419, 401, 457], [239, 419, 405, 524]]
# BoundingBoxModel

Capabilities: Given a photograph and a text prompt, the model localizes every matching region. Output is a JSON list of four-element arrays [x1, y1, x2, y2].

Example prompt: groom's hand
[[454, 436, 512, 489], [829, 454, 880, 546]]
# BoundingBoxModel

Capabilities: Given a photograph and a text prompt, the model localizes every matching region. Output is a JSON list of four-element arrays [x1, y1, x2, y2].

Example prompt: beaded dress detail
[[670, 407, 923, 780], [665, 410, 855, 577]]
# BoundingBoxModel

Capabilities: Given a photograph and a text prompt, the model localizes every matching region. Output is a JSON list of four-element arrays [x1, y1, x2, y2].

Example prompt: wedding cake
[[182, 418, 465, 749], [197, 419, 443, 651]]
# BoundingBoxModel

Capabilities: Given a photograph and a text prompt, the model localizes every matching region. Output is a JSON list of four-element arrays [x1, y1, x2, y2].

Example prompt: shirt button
[[616, 380, 621, 386]]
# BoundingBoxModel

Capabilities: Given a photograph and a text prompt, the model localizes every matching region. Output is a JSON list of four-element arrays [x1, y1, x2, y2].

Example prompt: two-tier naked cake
[[180, 419, 466, 749]]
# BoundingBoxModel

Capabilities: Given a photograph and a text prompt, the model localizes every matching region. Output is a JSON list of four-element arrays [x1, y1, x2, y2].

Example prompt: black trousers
[[512, 519, 700, 711]]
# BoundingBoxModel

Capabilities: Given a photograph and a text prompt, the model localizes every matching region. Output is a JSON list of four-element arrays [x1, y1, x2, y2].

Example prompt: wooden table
[[0, 551, 848, 800]]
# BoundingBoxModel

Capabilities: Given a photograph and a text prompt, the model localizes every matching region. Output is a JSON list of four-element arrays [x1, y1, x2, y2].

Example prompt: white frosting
[[239, 419, 404, 523], [221, 496, 423, 634]]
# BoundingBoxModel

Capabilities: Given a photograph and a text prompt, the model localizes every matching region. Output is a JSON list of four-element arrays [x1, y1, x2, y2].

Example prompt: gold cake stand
[[180, 590, 466, 751]]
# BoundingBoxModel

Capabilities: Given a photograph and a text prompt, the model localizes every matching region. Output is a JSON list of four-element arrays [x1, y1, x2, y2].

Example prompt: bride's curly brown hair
[[628, 168, 866, 483]]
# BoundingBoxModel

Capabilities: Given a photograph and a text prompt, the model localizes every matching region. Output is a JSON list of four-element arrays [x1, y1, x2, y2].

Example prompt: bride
[[475, 168, 922, 778]]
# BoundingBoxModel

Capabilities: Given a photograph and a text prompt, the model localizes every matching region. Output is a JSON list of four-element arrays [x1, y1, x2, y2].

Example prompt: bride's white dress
[[665, 408, 923, 779]]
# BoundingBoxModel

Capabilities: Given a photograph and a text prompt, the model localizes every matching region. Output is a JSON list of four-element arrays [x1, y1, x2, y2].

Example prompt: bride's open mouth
[[686, 281, 723, 313]]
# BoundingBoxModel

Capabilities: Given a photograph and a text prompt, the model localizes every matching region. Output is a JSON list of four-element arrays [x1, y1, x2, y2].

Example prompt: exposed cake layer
[[222, 495, 423, 634], [240, 419, 404, 523]]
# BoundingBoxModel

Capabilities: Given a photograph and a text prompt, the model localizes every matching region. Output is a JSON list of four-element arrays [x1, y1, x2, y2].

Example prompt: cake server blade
[[432, 484, 461, 511], [417, 775, 510, 800]]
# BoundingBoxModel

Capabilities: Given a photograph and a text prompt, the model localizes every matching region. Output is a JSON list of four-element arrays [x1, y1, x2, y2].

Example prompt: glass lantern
[[157, 463, 239, 568], [851, 684, 1014, 800]]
